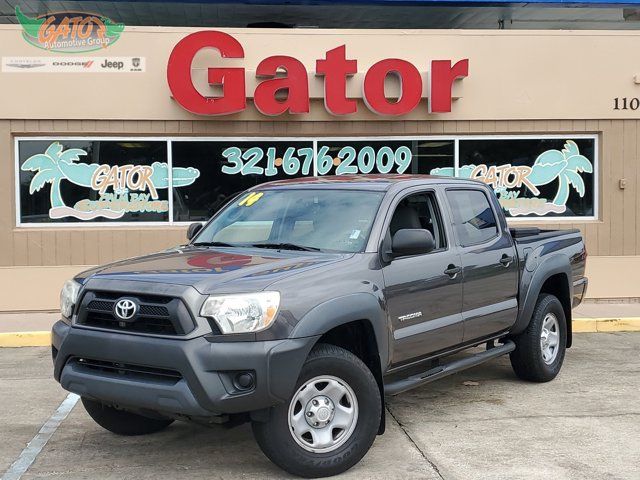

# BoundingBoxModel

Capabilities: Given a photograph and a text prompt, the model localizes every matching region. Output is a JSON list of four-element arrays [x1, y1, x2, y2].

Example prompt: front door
[[382, 190, 464, 366]]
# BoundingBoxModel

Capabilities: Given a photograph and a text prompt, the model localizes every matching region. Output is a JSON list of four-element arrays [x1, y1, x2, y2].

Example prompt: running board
[[384, 340, 515, 396]]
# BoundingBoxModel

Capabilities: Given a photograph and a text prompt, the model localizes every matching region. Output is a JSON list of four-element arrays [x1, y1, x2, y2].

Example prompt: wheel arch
[[291, 294, 389, 434], [291, 293, 389, 369], [539, 273, 572, 346], [513, 254, 573, 347]]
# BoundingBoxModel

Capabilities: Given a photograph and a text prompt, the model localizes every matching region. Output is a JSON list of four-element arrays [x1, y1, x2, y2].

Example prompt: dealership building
[[1, 0, 640, 311]]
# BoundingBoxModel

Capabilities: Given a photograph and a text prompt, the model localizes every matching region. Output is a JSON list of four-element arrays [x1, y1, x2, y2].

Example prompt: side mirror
[[186, 222, 203, 241], [392, 229, 435, 257]]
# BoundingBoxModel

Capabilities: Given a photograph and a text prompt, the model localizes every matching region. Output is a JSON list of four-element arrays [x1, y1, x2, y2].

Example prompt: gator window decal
[[19, 140, 199, 222]]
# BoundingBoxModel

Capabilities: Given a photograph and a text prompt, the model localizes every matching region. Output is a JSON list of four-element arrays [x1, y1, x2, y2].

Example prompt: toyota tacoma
[[52, 175, 588, 478]]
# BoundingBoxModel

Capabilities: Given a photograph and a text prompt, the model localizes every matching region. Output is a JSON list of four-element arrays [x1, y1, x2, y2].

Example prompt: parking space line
[[1, 393, 79, 480]]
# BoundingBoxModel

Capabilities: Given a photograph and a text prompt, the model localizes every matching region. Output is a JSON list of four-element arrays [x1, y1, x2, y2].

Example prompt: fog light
[[234, 372, 255, 390]]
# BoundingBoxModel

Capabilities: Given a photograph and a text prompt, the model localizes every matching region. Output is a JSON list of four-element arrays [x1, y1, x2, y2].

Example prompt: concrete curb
[[0, 331, 51, 347], [572, 317, 640, 333], [0, 318, 639, 347]]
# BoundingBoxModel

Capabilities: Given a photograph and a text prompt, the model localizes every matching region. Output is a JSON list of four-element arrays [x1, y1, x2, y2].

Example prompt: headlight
[[60, 279, 81, 319], [200, 292, 280, 334]]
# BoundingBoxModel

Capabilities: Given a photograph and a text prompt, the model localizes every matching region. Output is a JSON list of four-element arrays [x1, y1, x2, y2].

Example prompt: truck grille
[[72, 357, 182, 384], [76, 291, 195, 336]]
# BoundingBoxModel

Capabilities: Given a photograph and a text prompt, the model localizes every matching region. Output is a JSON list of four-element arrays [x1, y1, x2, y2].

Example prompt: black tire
[[252, 343, 381, 478], [510, 293, 567, 382], [81, 397, 174, 436]]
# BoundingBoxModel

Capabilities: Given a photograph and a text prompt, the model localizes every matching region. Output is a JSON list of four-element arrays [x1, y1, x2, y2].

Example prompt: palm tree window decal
[[21, 142, 200, 221], [527, 140, 593, 211]]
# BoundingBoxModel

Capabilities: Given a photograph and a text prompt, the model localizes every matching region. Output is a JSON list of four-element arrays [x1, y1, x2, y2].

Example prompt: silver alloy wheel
[[287, 375, 359, 453], [540, 312, 560, 365]]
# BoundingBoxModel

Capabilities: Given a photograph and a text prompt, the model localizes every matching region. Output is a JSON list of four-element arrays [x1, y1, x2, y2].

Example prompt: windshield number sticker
[[238, 192, 264, 207]]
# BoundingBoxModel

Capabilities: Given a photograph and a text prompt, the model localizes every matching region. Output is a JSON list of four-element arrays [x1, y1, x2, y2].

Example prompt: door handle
[[499, 254, 514, 267], [444, 264, 462, 278]]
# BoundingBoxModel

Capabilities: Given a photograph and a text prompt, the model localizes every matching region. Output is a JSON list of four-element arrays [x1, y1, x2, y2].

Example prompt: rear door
[[444, 188, 518, 342], [382, 188, 464, 366]]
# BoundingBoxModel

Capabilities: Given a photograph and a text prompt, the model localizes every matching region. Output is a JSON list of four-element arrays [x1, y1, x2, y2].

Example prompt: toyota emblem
[[114, 299, 138, 321]]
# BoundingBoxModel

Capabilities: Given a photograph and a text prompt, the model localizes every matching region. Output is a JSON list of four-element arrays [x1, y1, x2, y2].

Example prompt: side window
[[446, 189, 498, 247], [389, 192, 446, 250]]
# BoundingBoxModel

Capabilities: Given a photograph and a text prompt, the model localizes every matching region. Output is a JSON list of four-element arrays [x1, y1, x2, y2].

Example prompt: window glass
[[17, 136, 596, 226], [389, 192, 446, 250], [446, 190, 498, 246], [195, 189, 385, 253], [213, 221, 274, 243], [171, 141, 312, 221], [317, 140, 454, 176], [18, 140, 169, 223], [457, 138, 595, 218]]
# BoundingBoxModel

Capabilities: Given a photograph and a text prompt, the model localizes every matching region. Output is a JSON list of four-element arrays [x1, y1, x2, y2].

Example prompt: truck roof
[[257, 174, 481, 191]]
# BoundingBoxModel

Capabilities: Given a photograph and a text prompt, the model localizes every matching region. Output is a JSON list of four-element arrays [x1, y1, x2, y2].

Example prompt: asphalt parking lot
[[1, 333, 639, 480]]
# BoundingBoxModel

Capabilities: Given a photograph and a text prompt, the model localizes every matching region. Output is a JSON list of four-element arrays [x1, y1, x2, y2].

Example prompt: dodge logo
[[114, 299, 138, 321]]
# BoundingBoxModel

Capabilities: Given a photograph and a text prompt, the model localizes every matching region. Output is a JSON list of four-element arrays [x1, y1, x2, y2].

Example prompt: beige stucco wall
[[1, 26, 640, 310], [1, 117, 639, 309], [0, 256, 634, 312], [2, 117, 632, 264], [1, 26, 640, 121]]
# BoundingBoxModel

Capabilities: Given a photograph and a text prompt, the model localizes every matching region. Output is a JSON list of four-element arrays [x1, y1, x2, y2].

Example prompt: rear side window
[[446, 189, 498, 247]]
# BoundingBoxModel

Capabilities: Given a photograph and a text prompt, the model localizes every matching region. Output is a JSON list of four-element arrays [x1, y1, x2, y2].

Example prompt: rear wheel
[[510, 293, 567, 382], [81, 397, 174, 436], [252, 344, 381, 478]]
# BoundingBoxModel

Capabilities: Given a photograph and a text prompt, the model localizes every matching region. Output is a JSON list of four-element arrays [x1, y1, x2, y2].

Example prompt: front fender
[[290, 293, 389, 371], [512, 252, 572, 336]]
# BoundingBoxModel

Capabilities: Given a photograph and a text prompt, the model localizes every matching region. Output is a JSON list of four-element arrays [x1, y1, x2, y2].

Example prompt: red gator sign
[[167, 31, 468, 117]]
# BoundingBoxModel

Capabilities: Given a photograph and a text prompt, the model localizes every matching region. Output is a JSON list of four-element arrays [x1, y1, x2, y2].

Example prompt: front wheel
[[252, 344, 381, 478], [510, 293, 567, 382]]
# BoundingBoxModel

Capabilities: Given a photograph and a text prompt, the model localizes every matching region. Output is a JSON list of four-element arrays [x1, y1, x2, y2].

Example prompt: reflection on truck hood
[[76, 246, 351, 294]]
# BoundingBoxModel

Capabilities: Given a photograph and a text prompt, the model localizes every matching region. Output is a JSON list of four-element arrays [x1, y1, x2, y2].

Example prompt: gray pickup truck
[[52, 175, 587, 478]]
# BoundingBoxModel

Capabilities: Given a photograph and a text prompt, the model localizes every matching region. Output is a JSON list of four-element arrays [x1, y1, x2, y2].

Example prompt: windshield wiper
[[250, 242, 322, 252], [191, 241, 241, 248], [192, 241, 322, 252]]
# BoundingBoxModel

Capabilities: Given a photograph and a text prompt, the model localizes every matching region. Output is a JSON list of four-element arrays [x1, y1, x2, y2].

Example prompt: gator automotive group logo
[[15, 6, 124, 53]]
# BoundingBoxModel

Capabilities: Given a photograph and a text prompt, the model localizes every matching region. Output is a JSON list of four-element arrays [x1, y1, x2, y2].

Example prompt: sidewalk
[[0, 303, 638, 347], [0, 312, 58, 334], [0, 312, 58, 347], [573, 302, 640, 319], [572, 302, 640, 333]]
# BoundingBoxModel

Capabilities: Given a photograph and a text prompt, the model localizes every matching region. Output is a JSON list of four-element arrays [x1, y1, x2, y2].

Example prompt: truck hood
[[76, 246, 351, 294]]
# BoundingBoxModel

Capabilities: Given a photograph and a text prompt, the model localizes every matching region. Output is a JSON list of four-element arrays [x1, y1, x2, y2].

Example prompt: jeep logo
[[101, 60, 124, 70]]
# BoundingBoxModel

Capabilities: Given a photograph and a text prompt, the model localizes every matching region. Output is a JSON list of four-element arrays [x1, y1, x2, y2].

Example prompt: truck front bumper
[[52, 321, 318, 418]]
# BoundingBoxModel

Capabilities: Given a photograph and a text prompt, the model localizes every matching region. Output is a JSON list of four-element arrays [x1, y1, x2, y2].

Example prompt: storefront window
[[455, 138, 596, 218], [18, 140, 170, 223], [316, 140, 454, 176], [171, 140, 312, 221], [16, 136, 597, 225]]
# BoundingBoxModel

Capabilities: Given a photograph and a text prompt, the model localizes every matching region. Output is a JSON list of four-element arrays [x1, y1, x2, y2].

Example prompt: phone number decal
[[221, 145, 412, 176]]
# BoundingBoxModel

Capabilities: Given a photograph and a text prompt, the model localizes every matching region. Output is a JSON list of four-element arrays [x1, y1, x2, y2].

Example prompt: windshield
[[193, 189, 385, 253]]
